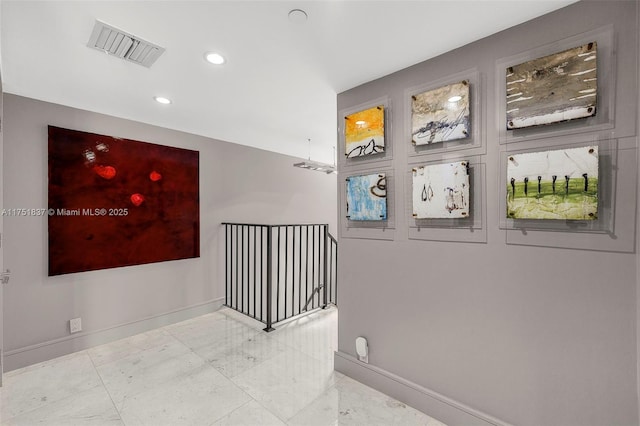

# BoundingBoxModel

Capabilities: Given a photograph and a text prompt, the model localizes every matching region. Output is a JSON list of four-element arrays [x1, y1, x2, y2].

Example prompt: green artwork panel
[[506, 146, 598, 220]]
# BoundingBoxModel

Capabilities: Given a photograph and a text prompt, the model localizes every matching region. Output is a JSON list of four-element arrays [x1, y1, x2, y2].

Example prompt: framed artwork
[[412, 161, 469, 219], [411, 81, 470, 145], [506, 145, 598, 220], [506, 42, 597, 130], [346, 173, 387, 221], [48, 126, 200, 276], [344, 105, 385, 158]]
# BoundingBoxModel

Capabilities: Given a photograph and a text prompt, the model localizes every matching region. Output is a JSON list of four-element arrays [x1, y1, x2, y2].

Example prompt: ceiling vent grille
[[87, 20, 165, 68]]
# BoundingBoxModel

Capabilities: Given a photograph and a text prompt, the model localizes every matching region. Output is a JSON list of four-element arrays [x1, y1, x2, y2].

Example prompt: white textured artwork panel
[[412, 162, 470, 219], [412, 81, 470, 145]]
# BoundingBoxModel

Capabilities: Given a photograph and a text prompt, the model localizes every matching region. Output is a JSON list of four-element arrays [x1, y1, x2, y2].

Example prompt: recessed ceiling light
[[154, 96, 172, 105], [288, 9, 308, 23], [205, 52, 225, 65], [448, 95, 462, 103]]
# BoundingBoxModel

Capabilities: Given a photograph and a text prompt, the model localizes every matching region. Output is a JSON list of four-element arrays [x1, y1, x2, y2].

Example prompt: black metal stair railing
[[222, 223, 337, 331]]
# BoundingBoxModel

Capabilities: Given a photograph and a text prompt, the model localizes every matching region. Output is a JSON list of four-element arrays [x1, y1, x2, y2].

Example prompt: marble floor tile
[[218, 308, 270, 332], [211, 400, 286, 426], [197, 331, 290, 379], [117, 363, 251, 426], [269, 308, 338, 364], [162, 311, 228, 334], [88, 328, 176, 367], [166, 312, 260, 353], [1, 305, 446, 426], [288, 376, 446, 426], [2, 385, 123, 426], [231, 346, 342, 420], [95, 339, 204, 409], [0, 351, 103, 420]]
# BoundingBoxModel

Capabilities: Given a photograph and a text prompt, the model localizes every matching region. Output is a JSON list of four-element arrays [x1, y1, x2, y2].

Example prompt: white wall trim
[[5, 297, 224, 371], [334, 350, 513, 426]]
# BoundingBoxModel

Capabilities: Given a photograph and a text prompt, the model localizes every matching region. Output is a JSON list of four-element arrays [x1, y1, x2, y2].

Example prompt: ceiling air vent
[[87, 20, 165, 68]]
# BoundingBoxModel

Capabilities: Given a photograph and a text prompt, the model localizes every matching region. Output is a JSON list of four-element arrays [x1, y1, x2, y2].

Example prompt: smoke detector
[[87, 20, 165, 68]]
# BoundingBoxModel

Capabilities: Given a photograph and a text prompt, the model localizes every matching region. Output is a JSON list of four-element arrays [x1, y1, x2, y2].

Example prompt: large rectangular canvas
[[506, 42, 597, 129], [48, 126, 200, 276], [346, 173, 387, 221], [412, 162, 469, 219], [345, 106, 385, 158], [507, 145, 598, 220], [412, 81, 470, 145]]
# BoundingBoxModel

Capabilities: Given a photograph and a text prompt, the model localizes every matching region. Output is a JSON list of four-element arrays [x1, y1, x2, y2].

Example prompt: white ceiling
[[1, 0, 577, 164]]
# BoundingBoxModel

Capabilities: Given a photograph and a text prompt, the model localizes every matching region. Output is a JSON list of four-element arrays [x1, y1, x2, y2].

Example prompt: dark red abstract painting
[[48, 126, 200, 276]]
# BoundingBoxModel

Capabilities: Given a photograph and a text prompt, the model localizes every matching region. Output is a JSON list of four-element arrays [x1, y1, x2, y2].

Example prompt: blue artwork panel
[[346, 173, 387, 221]]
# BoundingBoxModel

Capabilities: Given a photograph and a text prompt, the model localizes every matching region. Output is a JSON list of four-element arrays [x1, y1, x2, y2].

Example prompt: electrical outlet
[[70, 317, 82, 334]]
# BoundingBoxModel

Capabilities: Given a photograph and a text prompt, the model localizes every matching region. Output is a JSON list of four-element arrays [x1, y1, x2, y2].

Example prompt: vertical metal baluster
[[284, 226, 289, 320], [253, 226, 257, 319], [242, 226, 246, 314], [225, 224, 228, 307], [260, 226, 264, 323], [316, 225, 320, 308], [240, 226, 243, 313], [229, 225, 233, 308], [246, 226, 249, 316], [298, 225, 302, 315], [264, 226, 274, 331], [241, 226, 244, 313], [328, 232, 332, 304], [245, 225, 249, 314], [323, 225, 328, 308], [235, 225, 238, 310], [305, 226, 309, 311], [312, 225, 316, 309], [276, 226, 281, 322], [328, 236, 331, 304], [292, 226, 297, 317], [247, 226, 250, 317]]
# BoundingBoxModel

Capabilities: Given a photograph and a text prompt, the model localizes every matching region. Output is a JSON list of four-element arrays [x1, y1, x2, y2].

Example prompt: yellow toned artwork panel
[[345, 106, 384, 143]]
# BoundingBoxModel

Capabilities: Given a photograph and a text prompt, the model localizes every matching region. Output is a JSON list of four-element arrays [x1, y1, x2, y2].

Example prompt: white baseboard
[[4, 298, 225, 372], [334, 351, 512, 426]]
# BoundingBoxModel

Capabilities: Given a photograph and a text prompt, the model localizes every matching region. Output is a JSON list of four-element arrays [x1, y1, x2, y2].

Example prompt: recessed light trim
[[288, 9, 308, 23], [154, 96, 172, 105], [205, 52, 225, 65], [448, 95, 462, 103]]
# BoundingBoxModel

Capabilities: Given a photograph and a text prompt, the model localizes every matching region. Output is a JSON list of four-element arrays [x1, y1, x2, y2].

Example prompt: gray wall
[[636, 0, 640, 420], [0, 45, 4, 383], [2, 93, 336, 370], [336, 1, 638, 425]]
